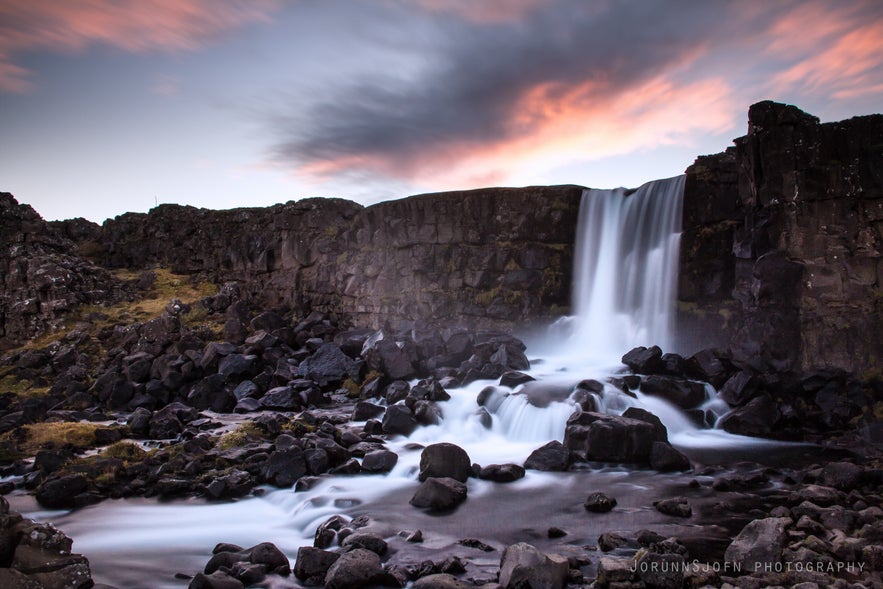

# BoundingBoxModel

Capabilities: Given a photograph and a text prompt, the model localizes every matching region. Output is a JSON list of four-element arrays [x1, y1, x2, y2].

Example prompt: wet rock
[[263, 447, 307, 488], [35, 474, 89, 509], [361, 449, 398, 473], [584, 492, 617, 513], [649, 442, 692, 472], [719, 371, 759, 406], [294, 546, 340, 586], [683, 349, 730, 388], [724, 517, 791, 570], [476, 386, 507, 411], [418, 443, 472, 482], [314, 515, 347, 549], [821, 461, 864, 492], [640, 375, 706, 409], [633, 552, 685, 589], [259, 386, 303, 411], [564, 412, 665, 464], [413, 573, 473, 589], [595, 555, 636, 585], [499, 542, 568, 589], [718, 394, 781, 436], [382, 404, 418, 436], [341, 532, 388, 556], [478, 463, 525, 483], [523, 441, 571, 472], [622, 346, 665, 374], [363, 333, 416, 381], [217, 354, 259, 378], [410, 477, 468, 511], [597, 532, 628, 552], [653, 497, 691, 518], [384, 381, 411, 405], [413, 400, 442, 426], [499, 371, 534, 388], [324, 548, 383, 589], [297, 343, 357, 387], [352, 401, 385, 422]]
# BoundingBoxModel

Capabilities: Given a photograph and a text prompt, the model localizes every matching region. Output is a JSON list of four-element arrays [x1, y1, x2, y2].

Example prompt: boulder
[[413, 573, 473, 589], [418, 443, 472, 482], [297, 343, 357, 387], [263, 448, 307, 487], [653, 497, 692, 518], [564, 412, 665, 463], [719, 371, 758, 406], [523, 441, 571, 472], [323, 548, 383, 589], [649, 442, 692, 472], [639, 375, 706, 409], [361, 449, 398, 473], [584, 492, 617, 513], [410, 477, 468, 511], [498, 542, 568, 589], [718, 394, 781, 436], [341, 532, 388, 556], [622, 345, 665, 374], [363, 333, 416, 381], [35, 474, 89, 509], [478, 464, 525, 483], [724, 517, 791, 570], [294, 546, 340, 586], [381, 404, 418, 436]]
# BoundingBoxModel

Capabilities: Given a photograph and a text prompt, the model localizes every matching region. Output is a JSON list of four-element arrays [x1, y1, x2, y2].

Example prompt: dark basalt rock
[[639, 375, 706, 410], [382, 404, 418, 436], [410, 477, 467, 511], [523, 441, 571, 472], [418, 443, 472, 483], [584, 492, 617, 513], [294, 546, 340, 586], [478, 463, 525, 483], [323, 548, 383, 589], [564, 411, 666, 464]]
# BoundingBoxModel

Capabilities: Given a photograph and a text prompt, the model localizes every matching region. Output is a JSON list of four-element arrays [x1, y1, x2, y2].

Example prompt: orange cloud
[[765, 1, 883, 100], [294, 73, 737, 192], [0, 0, 278, 93]]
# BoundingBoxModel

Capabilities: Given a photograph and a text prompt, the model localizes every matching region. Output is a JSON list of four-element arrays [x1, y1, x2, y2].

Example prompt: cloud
[[409, 0, 551, 23], [0, 0, 279, 93], [764, 1, 883, 100], [270, 0, 731, 188]]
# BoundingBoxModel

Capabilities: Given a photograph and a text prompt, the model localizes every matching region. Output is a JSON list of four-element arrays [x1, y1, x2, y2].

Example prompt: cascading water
[[556, 175, 685, 364]]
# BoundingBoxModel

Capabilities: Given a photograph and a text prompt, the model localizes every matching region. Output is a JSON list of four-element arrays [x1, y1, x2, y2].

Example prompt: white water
[[19, 176, 792, 587]]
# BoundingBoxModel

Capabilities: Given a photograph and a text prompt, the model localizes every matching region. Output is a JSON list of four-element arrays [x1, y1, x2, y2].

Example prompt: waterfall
[[567, 175, 685, 362]]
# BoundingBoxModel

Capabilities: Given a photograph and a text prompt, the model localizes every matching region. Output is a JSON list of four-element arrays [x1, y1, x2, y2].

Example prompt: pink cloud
[[0, 0, 279, 93], [294, 73, 737, 192], [764, 1, 883, 100]]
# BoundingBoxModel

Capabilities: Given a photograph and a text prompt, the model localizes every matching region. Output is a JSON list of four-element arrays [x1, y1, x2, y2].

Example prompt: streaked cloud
[[0, 0, 278, 93]]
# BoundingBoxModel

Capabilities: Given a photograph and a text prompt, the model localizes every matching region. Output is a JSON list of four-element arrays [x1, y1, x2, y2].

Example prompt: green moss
[[216, 421, 263, 450], [102, 441, 148, 461], [0, 375, 50, 398]]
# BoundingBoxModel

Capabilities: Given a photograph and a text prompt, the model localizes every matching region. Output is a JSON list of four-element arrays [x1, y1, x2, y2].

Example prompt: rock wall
[[95, 185, 583, 330], [0, 194, 126, 348], [679, 101, 883, 374]]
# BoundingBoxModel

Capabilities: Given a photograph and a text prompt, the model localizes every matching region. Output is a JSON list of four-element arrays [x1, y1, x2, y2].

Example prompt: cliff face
[[679, 101, 883, 374], [0, 194, 126, 347], [95, 185, 583, 330]]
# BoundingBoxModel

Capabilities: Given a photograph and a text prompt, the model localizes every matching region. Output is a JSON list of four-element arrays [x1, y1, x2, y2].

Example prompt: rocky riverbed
[[1, 289, 881, 588]]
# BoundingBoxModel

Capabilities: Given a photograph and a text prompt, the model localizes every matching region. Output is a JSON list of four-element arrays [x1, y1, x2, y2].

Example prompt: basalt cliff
[[3, 101, 882, 376]]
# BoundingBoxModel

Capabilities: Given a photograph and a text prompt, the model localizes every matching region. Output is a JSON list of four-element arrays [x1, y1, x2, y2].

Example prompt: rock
[[11, 544, 94, 589], [499, 371, 534, 388], [361, 449, 398, 473], [260, 386, 303, 411], [35, 474, 89, 509], [294, 546, 340, 585], [263, 448, 307, 487], [683, 349, 730, 388], [633, 552, 685, 589], [341, 532, 388, 556], [639, 375, 707, 409], [323, 548, 383, 589], [584, 492, 617, 513], [523, 441, 571, 472], [384, 381, 411, 405], [597, 532, 628, 552], [649, 442, 692, 472], [564, 412, 665, 464], [498, 542, 568, 589], [718, 395, 781, 436], [719, 371, 758, 406], [596, 555, 636, 585], [352, 401, 385, 421], [418, 443, 472, 482], [363, 333, 416, 381], [724, 517, 791, 570], [413, 400, 442, 426], [127, 407, 152, 436], [410, 477, 468, 511], [478, 463, 525, 483], [653, 497, 692, 518], [821, 461, 864, 491], [297, 343, 357, 387], [622, 346, 665, 374], [413, 573, 473, 589], [190, 570, 246, 589], [382, 404, 418, 436], [217, 354, 259, 378]]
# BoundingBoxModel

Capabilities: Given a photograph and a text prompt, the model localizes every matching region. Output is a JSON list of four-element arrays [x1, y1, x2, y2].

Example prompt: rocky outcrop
[[84, 186, 583, 331], [0, 193, 128, 349], [679, 101, 883, 374]]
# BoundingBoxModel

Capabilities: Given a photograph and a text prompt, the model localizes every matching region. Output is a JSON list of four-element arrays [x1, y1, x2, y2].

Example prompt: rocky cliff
[[0, 194, 128, 348], [93, 185, 582, 331], [679, 101, 883, 374]]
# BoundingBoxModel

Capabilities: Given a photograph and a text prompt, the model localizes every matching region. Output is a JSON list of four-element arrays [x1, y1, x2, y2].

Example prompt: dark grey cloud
[[267, 0, 744, 178]]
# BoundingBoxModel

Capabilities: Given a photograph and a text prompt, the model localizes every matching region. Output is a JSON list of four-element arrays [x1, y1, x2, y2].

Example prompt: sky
[[1, 0, 882, 223]]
